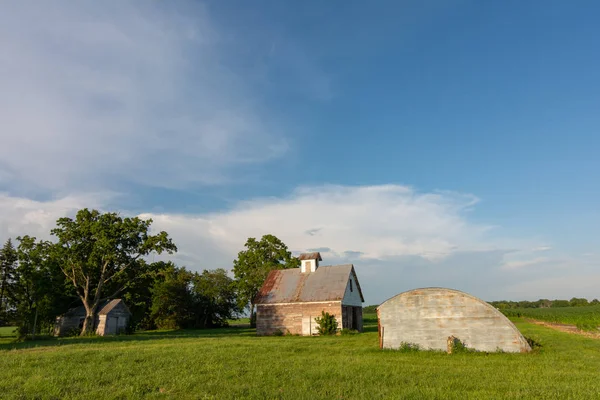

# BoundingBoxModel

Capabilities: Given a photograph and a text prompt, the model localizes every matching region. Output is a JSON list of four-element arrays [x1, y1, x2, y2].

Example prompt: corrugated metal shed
[[255, 265, 364, 304], [377, 288, 531, 353]]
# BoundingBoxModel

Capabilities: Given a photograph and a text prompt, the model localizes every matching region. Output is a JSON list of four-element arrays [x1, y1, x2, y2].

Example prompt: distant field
[[502, 305, 600, 331], [1, 315, 600, 399], [0, 326, 16, 338], [227, 317, 250, 326]]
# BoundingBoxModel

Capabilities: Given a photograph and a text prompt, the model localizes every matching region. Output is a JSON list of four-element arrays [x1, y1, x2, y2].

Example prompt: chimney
[[298, 252, 322, 273]]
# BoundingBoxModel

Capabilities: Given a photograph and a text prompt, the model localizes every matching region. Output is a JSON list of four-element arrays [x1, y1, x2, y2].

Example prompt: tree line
[[488, 298, 600, 310], [363, 298, 600, 314], [0, 209, 298, 338]]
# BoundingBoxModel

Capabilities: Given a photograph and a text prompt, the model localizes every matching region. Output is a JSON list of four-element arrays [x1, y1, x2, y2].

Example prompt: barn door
[[302, 315, 312, 335], [106, 317, 118, 335], [352, 307, 359, 330]]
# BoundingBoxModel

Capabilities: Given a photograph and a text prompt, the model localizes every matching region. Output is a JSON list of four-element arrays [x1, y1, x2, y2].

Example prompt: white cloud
[[502, 257, 549, 270], [1, 185, 597, 303], [141, 184, 493, 266], [0, 1, 288, 193], [531, 246, 552, 252], [0, 192, 115, 242]]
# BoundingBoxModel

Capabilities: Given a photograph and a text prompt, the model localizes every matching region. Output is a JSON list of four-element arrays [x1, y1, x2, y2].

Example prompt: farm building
[[255, 252, 364, 335], [54, 299, 131, 336], [377, 288, 531, 353]]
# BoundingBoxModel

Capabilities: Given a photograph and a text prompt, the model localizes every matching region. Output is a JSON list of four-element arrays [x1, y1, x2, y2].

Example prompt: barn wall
[[54, 315, 83, 336], [341, 275, 363, 307], [378, 288, 531, 353], [99, 305, 131, 335], [96, 315, 107, 336], [256, 302, 342, 336]]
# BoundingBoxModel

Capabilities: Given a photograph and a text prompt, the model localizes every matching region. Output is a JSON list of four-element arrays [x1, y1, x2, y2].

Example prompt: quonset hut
[[377, 288, 531, 353]]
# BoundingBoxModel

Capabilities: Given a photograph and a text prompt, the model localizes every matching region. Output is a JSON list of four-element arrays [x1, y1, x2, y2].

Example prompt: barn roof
[[62, 298, 130, 317], [98, 299, 131, 315], [255, 264, 364, 304]]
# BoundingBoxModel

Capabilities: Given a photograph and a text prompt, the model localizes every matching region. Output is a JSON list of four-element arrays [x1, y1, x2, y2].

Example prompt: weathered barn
[[54, 299, 131, 336], [255, 252, 364, 335], [377, 288, 531, 353]]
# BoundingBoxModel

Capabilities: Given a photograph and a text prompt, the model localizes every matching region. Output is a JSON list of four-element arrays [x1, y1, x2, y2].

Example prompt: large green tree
[[0, 238, 18, 323], [192, 268, 238, 328], [50, 209, 177, 335], [232, 234, 299, 326], [11, 236, 75, 338], [149, 264, 194, 330]]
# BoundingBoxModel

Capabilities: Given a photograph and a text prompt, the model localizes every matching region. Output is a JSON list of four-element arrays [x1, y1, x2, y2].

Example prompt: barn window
[[350, 279, 353, 292]]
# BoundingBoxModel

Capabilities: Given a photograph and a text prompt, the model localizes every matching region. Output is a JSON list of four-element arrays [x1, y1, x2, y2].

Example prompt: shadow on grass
[[2, 315, 380, 351], [0, 325, 256, 351]]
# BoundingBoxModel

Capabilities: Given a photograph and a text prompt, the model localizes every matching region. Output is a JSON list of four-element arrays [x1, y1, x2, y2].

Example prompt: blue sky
[[1, 1, 599, 304]]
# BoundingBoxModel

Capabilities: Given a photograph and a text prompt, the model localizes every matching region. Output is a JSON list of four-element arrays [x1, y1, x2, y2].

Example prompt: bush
[[272, 329, 284, 336], [447, 336, 474, 354], [398, 342, 421, 352], [524, 336, 543, 350], [314, 311, 338, 335]]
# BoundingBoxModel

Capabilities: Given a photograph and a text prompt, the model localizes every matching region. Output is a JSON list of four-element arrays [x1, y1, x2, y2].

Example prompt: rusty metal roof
[[298, 252, 322, 261], [255, 264, 364, 304]]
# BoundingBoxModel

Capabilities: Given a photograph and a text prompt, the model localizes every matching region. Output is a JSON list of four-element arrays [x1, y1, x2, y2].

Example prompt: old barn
[[255, 252, 364, 335], [55, 299, 131, 336], [377, 288, 531, 353]]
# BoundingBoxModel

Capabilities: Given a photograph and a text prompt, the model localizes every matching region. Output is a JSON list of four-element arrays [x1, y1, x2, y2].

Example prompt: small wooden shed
[[55, 299, 131, 336], [255, 252, 364, 335]]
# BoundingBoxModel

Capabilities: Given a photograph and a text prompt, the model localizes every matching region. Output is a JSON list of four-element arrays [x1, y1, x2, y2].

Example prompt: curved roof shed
[[377, 288, 531, 353]]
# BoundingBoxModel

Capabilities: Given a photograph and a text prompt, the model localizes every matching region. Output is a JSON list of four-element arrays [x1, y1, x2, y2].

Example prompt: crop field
[[1, 315, 600, 399], [502, 305, 600, 331]]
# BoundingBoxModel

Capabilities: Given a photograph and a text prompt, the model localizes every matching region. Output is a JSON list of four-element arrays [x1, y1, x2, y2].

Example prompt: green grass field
[[1, 315, 599, 399], [502, 305, 600, 331], [0, 326, 17, 338]]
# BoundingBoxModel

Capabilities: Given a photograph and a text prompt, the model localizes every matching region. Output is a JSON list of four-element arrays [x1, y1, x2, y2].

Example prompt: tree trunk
[[81, 312, 96, 336], [249, 303, 256, 328], [32, 307, 38, 340], [0, 275, 7, 317], [81, 298, 100, 336]]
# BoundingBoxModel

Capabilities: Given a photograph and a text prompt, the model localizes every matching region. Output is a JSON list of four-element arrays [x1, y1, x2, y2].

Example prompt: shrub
[[447, 336, 473, 354], [314, 311, 338, 335], [524, 336, 543, 350], [272, 329, 284, 336], [398, 342, 421, 352]]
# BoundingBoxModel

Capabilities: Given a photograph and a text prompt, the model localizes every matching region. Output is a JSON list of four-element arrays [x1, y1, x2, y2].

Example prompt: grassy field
[[0, 326, 17, 338], [502, 305, 600, 331], [1, 315, 600, 399]]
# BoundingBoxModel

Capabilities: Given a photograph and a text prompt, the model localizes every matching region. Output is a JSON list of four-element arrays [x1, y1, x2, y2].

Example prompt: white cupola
[[298, 252, 322, 273]]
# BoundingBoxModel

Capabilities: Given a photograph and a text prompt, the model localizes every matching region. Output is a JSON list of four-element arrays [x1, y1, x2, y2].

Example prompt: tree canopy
[[232, 234, 299, 326], [50, 209, 177, 335], [0, 239, 18, 324]]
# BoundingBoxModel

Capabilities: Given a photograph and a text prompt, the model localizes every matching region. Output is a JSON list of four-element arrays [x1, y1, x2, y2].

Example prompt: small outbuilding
[[255, 252, 364, 335], [377, 288, 531, 353], [55, 299, 131, 336]]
